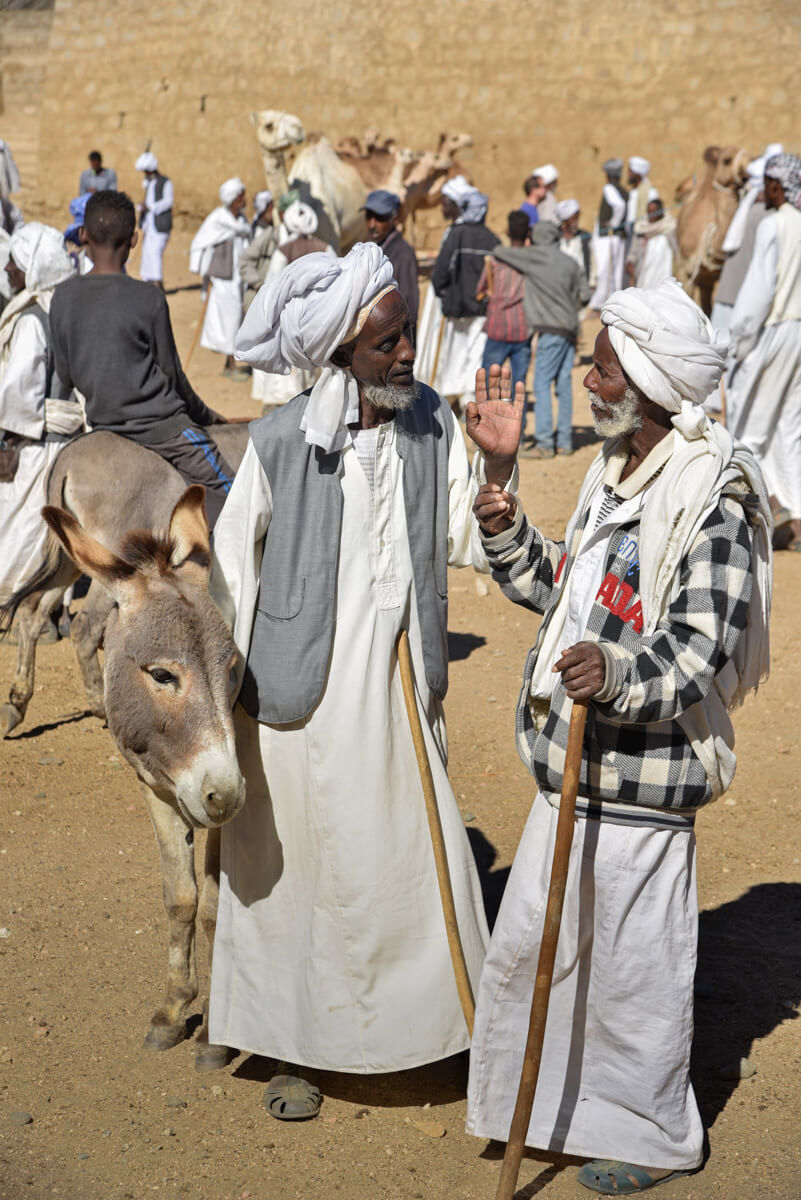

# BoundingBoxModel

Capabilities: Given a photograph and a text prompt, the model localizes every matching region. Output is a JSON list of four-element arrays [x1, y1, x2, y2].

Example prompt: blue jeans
[[533, 333, 575, 451], [482, 337, 532, 441]]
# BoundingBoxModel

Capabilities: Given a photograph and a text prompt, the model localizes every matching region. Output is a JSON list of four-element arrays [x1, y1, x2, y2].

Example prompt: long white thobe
[[415, 284, 485, 409], [208, 412, 490, 1072], [728, 211, 801, 517], [140, 175, 173, 282], [191, 208, 251, 357], [589, 185, 627, 309], [634, 232, 675, 289]]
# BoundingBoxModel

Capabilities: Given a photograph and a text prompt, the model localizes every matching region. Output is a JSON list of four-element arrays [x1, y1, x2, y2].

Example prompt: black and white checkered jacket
[[482, 487, 755, 812]]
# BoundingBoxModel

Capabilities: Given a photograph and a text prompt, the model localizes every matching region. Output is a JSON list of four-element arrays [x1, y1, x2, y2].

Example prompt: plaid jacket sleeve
[[594, 496, 754, 724], [481, 507, 567, 615]]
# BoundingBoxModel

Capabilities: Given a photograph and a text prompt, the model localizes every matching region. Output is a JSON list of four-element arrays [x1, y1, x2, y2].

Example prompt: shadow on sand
[[447, 630, 487, 662]]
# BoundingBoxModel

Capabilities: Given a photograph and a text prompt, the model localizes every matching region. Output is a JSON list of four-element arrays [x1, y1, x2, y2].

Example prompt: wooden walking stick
[[495, 699, 589, 1200], [397, 628, 476, 1035], [430, 313, 446, 390], [719, 376, 727, 430], [184, 287, 211, 370]]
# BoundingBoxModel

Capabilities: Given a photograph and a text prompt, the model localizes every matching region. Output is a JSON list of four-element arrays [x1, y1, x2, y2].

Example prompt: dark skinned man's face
[[364, 209, 395, 244], [583, 327, 633, 420], [764, 177, 784, 211], [441, 196, 460, 222], [229, 191, 247, 217], [339, 290, 415, 390], [5, 256, 26, 295]]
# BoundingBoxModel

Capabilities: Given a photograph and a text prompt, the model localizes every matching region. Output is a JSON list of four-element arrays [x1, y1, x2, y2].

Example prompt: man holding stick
[[464, 281, 772, 1193]]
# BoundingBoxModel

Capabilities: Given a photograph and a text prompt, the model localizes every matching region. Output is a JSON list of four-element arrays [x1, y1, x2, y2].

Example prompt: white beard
[[590, 386, 643, 437], [362, 381, 420, 412]]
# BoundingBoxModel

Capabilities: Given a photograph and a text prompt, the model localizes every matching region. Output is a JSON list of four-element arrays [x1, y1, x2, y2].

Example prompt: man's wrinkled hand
[[473, 482, 518, 536], [553, 642, 607, 700], [465, 364, 524, 485]]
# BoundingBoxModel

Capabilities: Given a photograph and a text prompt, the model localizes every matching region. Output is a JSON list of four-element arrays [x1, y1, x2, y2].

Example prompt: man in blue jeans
[[492, 220, 590, 457], [476, 211, 534, 441]]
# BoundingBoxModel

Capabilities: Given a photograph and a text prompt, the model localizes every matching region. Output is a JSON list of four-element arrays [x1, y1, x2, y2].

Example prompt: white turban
[[135, 152, 158, 172], [628, 156, 651, 177], [441, 174, 473, 207], [555, 198, 580, 222], [9, 222, 74, 295], [601, 280, 729, 431], [219, 176, 246, 206], [533, 163, 558, 186], [235, 241, 396, 452], [253, 189, 273, 218], [282, 200, 318, 237], [763, 142, 783, 160], [461, 188, 488, 223]]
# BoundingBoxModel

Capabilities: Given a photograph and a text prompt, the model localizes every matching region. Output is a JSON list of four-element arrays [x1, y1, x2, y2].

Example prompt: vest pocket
[[258, 576, 305, 620]]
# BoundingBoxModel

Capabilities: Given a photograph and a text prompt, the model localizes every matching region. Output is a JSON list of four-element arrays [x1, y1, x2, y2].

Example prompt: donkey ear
[[168, 486, 211, 572], [42, 506, 140, 606]]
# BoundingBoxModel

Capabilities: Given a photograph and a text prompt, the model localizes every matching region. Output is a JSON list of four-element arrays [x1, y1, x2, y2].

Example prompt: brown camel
[[675, 144, 750, 314]]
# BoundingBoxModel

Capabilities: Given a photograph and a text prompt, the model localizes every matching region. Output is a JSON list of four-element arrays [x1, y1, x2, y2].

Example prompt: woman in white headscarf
[[0, 223, 81, 602], [249, 197, 336, 410], [189, 177, 252, 377]]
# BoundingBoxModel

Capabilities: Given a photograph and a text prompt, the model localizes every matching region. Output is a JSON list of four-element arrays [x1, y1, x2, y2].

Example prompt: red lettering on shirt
[[596, 572, 643, 634], [621, 599, 644, 634], [554, 553, 567, 584]]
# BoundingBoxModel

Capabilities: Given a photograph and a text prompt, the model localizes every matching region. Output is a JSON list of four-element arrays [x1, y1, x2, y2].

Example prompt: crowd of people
[[0, 128, 797, 1196]]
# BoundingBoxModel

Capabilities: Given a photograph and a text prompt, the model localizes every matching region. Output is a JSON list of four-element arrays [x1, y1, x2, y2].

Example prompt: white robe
[[416, 284, 485, 407], [728, 212, 801, 517], [589, 185, 627, 309], [208, 415, 490, 1072], [139, 175, 173, 283], [634, 232, 675, 289], [190, 206, 251, 357]]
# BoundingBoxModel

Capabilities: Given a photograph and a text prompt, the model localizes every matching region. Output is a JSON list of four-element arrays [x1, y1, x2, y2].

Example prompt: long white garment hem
[[0, 435, 71, 602], [466, 793, 703, 1172], [201, 276, 244, 356], [416, 286, 485, 403], [251, 364, 316, 408], [589, 235, 625, 309], [140, 226, 169, 282]]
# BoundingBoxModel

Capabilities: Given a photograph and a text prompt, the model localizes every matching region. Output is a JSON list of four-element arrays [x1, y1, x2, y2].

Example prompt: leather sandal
[[577, 1160, 692, 1194], [262, 1073, 321, 1121]]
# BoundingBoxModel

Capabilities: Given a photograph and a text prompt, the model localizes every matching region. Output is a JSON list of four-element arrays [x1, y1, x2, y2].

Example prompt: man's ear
[[330, 343, 353, 371]]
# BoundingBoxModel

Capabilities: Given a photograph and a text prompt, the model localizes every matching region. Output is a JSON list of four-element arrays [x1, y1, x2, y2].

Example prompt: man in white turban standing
[[189, 177, 251, 378], [626, 156, 658, 236], [464, 280, 772, 1193], [589, 159, 628, 310], [208, 242, 490, 1118], [135, 152, 173, 289], [532, 163, 559, 223], [727, 153, 801, 551]]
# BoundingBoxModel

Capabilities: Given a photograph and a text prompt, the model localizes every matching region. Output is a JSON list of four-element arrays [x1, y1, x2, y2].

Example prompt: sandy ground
[[1, 237, 800, 1200]]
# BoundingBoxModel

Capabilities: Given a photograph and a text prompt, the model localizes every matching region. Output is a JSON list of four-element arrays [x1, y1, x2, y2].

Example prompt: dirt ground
[[1, 236, 800, 1200]]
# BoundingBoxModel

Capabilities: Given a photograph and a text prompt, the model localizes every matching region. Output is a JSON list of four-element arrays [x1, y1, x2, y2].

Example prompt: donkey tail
[[0, 534, 70, 636]]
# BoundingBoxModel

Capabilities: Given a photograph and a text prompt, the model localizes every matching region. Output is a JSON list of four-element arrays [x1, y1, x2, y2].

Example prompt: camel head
[[435, 131, 474, 167], [250, 108, 305, 154], [43, 488, 246, 830], [336, 135, 363, 158], [715, 145, 750, 190]]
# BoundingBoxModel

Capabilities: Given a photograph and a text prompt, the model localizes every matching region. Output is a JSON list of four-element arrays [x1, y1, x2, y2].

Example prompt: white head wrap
[[628, 156, 651, 178], [9, 222, 74, 295], [461, 187, 489, 222], [235, 241, 397, 452], [282, 200, 318, 237], [555, 198, 580, 222], [219, 177, 246, 206], [441, 174, 473, 207], [135, 152, 158, 172], [532, 163, 558, 186], [253, 189, 273, 219], [601, 280, 728, 431], [763, 142, 783, 160]]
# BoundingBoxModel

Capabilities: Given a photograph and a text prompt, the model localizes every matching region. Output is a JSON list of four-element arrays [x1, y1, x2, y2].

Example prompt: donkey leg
[[141, 783, 199, 1052], [195, 826, 236, 1071], [71, 581, 113, 720], [1, 585, 67, 738]]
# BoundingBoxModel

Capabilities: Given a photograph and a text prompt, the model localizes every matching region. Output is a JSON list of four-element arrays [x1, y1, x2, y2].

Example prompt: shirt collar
[[602, 430, 675, 500]]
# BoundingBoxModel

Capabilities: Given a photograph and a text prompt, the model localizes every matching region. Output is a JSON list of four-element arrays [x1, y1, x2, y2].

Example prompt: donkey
[[1, 428, 250, 1069]]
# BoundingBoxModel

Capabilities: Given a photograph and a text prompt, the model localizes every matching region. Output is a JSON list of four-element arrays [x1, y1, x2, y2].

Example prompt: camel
[[1, 426, 250, 1070], [675, 144, 750, 314]]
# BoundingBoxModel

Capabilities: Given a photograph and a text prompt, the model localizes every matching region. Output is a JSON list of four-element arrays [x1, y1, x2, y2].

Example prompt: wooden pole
[[397, 629, 475, 1035], [495, 700, 588, 1200], [184, 288, 211, 371], [430, 313, 446, 390], [719, 376, 727, 430]]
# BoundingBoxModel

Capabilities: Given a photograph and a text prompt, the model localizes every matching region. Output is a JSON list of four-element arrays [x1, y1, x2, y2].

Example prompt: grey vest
[[239, 384, 454, 725]]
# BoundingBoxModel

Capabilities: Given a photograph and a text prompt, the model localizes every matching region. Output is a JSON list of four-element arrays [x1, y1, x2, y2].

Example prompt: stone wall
[[4, 0, 801, 242]]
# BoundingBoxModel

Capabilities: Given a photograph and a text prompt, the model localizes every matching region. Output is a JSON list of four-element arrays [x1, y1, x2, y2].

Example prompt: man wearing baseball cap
[[362, 189, 419, 329]]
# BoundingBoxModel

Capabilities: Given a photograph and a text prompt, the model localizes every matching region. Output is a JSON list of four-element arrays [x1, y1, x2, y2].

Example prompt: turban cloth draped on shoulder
[[235, 241, 396, 452]]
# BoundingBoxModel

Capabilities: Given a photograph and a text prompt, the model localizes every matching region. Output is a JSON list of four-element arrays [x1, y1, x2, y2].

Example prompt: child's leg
[[146, 426, 234, 528]]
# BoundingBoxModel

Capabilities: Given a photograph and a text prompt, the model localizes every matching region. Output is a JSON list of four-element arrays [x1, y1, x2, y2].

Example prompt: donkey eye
[[147, 667, 178, 686]]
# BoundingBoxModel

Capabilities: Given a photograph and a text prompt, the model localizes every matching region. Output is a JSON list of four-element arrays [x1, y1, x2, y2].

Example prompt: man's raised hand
[[465, 364, 525, 474]]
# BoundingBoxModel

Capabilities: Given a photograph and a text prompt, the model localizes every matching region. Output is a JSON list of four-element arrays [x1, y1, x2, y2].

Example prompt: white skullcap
[[532, 163, 558, 186], [9, 222, 74, 295], [601, 280, 729, 417], [441, 174, 473, 207], [253, 189, 273, 218], [235, 241, 397, 452], [282, 200, 318, 237], [135, 152, 158, 172], [555, 198, 580, 222], [628, 156, 651, 177], [219, 176, 246, 206]]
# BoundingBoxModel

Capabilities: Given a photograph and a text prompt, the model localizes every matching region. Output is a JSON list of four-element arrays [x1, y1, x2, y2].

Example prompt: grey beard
[[362, 380, 420, 412], [590, 386, 643, 437]]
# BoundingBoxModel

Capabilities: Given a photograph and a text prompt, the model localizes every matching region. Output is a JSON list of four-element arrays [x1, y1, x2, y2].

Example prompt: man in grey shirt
[[78, 150, 118, 196]]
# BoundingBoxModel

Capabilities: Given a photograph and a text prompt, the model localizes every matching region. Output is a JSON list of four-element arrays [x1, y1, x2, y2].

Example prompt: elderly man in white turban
[[532, 163, 559, 223], [727, 152, 801, 551], [0, 223, 81, 604], [208, 242, 490, 1118], [135, 151, 173, 289], [464, 279, 771, 1193], [189, 177, 251, 378]]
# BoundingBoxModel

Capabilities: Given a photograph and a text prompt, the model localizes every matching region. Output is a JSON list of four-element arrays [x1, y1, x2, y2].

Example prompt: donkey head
[[44, 488, 246, 829]]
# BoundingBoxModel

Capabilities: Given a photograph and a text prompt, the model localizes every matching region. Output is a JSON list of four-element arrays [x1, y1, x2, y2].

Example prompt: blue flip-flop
[[577, 1160, 691, 1194]]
